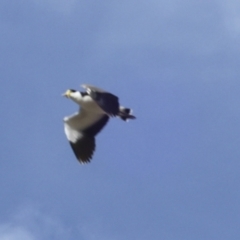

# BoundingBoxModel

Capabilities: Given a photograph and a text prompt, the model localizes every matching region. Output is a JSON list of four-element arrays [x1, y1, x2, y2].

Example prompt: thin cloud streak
[[0, 225, 35, 240], [0, 206, 72, 240]]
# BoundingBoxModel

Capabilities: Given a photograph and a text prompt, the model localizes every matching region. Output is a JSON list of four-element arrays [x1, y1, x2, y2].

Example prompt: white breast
[[80, 95, 105, 114]]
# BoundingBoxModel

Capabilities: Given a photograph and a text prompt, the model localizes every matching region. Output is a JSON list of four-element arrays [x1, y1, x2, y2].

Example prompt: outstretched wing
[[69, 136, 95, 164], [64, 109, 109, 163], [82, 84, 119, 116]]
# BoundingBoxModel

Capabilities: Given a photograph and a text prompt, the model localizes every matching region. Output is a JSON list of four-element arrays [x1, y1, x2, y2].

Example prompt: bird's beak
[[62, 90, 71, 98]]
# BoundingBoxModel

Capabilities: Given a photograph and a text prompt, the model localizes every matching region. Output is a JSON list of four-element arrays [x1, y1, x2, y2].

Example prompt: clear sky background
[[1, 1, 240, 239]]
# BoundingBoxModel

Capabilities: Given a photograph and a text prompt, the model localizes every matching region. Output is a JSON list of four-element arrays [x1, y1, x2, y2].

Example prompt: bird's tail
[[118, 106, 136, 121]]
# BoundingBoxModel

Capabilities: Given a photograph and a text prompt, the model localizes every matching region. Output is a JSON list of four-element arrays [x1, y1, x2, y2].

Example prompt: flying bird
[[63, 84, 136, 164]]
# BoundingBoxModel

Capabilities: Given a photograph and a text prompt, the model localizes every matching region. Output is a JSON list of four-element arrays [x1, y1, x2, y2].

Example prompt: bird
[[62, 84, 136, 164]]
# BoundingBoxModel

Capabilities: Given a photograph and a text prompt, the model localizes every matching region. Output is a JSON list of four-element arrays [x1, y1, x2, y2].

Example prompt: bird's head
[[62, 89, 82, 102], [62, 89, 75, 98]]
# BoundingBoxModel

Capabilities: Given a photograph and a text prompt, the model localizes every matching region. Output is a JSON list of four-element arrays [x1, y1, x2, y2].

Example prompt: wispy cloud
[[0, 224, 35, 240], [0, 206, 71, 240], [0, 205, 121, 240]]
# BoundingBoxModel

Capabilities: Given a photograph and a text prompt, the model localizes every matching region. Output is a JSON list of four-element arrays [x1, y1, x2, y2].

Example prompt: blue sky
[[1, 0, 240, 239]]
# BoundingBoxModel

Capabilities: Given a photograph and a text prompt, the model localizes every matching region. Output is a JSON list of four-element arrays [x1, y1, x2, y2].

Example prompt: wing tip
[[78, 156, 92, 164], [69, 136, 96, 164]]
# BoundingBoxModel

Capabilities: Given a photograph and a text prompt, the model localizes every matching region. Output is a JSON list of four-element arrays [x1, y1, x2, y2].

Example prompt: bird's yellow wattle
[[63, 89, 71, 98]]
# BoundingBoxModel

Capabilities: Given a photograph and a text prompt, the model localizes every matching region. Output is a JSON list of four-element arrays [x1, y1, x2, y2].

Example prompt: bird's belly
[[81, 97, 105, 113]]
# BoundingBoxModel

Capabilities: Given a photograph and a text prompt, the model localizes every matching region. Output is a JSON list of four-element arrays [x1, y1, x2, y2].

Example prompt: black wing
[[70, 136, 95, 164], [82, 84, 120, 116], [67, 115, 109, 163], [90, 91, 119, 116]]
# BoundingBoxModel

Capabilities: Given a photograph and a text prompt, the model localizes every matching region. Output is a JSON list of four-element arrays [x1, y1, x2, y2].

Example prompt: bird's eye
[[70, 89, 76, 92]]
